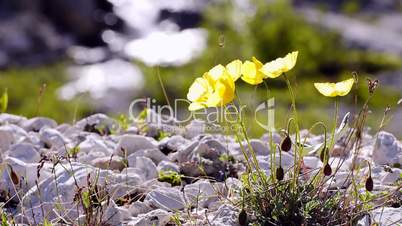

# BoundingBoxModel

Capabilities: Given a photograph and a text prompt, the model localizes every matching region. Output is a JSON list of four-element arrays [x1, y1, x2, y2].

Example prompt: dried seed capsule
[[10, 168, 19, 185], [276, 166, 284, 181], [238, 209, 247, 226], [280, 135, 292, 152], [365, 176, 374, 192], [323, 163, 332, 176]]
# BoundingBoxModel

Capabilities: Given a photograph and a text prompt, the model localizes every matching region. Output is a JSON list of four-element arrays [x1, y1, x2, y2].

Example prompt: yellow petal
[[187, 77, 210, 101], [260, 58, 286, 78], [260, 51, 298, 78], [283, 51, 298, 71], [188, 102, 206, 111], [241, 60, 264, 85], [226, 60, 242, 81], [206, 73, 235, 107], [314, 82, 337, 97], [208, 64, 225, 81], [252, 57, 263, 69], [314, 78, 354, 97], [334, 78, 354, 96]]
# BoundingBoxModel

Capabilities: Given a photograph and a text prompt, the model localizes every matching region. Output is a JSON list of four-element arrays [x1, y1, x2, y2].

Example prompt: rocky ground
[[0, 112, 401, 225]]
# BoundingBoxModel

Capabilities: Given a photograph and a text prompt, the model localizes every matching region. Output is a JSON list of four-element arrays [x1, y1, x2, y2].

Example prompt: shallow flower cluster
[[187, 51, 355, 110]]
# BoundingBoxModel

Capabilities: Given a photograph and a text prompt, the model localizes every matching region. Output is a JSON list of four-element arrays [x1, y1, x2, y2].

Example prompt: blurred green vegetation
[[0, 64, 89, 123], [0, 0, 401, 137]]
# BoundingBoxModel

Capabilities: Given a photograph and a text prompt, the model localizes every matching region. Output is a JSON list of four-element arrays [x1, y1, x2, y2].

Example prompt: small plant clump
[[158, 170, 183, 186], [185, 50, 400, 225]]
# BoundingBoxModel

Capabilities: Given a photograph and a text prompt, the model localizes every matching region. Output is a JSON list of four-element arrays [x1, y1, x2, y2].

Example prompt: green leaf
[[82, 191, 91, 209], [43, 218, 52, 226], [1, 212, 9, 226], [0, 88, 8, 113]]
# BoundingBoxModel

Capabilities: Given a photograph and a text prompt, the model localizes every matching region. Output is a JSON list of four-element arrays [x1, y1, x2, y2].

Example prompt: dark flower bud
[[323, 163, 332, 176], [10, 168, 19, 185], [365, 176, 374, 192], [280, 135, 292, 152], [238, 209, 248, 226], [276, 166, 284, 181]]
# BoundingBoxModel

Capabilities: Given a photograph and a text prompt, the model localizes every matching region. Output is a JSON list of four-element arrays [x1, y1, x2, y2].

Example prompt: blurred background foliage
[[0, 0, 401, 137]]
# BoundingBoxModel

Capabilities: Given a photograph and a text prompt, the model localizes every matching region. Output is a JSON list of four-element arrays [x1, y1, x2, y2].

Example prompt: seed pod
[[276, 166, 284, 181], [365, 176, 374, 192], [323, 163, 332, 176], [280, 135, 292, 152], [238, 209, 247, 226], [9, 166, 19, 185]]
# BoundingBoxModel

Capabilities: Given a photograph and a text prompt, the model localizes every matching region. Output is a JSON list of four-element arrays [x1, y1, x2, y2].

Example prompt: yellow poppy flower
[[187, 70, 235, 111], [260, 51, 298, 78], [314, 78, 355, 97], [241, 57, 265, 85]]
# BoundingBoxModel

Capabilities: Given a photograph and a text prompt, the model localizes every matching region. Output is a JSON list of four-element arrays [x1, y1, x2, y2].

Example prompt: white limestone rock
[[373, 131, 402, 166], [127, 209, 172, 226], [115, 135, 158, 156], [21, 117, 57, 132], [127, 156, 158, 181], [145, 187, 185, 211], [5, 143, 40, 163]]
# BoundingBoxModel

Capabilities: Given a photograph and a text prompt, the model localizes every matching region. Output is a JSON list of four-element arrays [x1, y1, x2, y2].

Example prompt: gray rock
[[127, 156, 158, 181], [127, 148, 167, 165], [370, 207, 402, 226], [91, 155, 126, 171], [0, 125, 16, 152], [145, 187, 185, 211], [76, 113, 117, 133], [127, 209, 172, 226], [184, 180, 219, 208], [77, 135, 113, 156], [5, 143, 40, 163], [128, 201, 153, 217], [0, 113, 27, 125], [115, 135, 158, 156], [157, 160, 180, 173], [22, 162, 142, 224], [209, 204, 239, 226], [39, 127, 69, 149], [103, 200, 131, 226], [373, 131, 402, 166], [21, 117, 57, 132], [158, 135, 189, 154]]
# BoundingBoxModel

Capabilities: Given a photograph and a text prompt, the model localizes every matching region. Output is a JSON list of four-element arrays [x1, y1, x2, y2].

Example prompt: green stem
[[284, 74, 300, 188], [329, 97, 339, 149]]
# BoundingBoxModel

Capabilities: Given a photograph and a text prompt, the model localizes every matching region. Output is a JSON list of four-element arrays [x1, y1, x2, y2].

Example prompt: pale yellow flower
[[260, 51, 298, 78], [187, 68, 235, 111], [314, 78, 355, 97], [241, 57, 265, 85]]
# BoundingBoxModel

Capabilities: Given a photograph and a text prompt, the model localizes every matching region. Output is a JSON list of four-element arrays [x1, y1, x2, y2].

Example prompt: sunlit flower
[[260, 51, 298, 78], [241, 57, 265, 85], [187, 68, 235, 111], [314, 78, 355, 97]]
